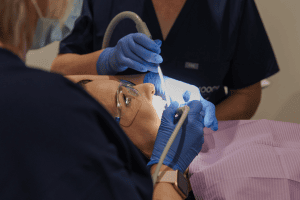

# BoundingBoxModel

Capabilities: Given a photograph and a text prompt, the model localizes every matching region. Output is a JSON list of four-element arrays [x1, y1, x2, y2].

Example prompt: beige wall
[[251, 0, 300, 123], [25, 0, 300, 124]]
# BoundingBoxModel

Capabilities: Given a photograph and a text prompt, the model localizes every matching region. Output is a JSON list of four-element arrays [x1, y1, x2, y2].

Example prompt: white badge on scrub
[[184, 62, 199, 70]]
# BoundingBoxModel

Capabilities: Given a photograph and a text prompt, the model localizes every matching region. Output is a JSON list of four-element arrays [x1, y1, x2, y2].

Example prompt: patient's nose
[[138, 83, 155, 101]]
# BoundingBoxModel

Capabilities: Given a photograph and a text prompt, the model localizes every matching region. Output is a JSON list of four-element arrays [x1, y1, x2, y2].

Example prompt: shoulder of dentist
[[0, 47, 154, 199], [43, 0, 279, 106]]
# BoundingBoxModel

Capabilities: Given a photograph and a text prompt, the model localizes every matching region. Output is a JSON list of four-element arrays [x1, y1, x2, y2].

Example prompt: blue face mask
[[29, 0, 62, 50], [29, 0, 83, 50], [30, 18, 62, 50]]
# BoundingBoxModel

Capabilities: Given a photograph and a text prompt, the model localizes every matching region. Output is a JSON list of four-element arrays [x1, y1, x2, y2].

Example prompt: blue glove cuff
[[143, 72, 160, 86], [147, 160, 158, 167], [96, 48, 118, 75], [147, 160, 185, 173], [144, 72, 170, 99]]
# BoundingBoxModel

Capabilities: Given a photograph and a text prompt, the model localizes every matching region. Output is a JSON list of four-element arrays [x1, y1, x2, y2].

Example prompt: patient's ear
[[77, 79, 93, 89]]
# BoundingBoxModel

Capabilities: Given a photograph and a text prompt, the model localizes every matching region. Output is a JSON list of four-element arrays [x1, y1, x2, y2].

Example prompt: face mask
[[30, 0, 63, 50]]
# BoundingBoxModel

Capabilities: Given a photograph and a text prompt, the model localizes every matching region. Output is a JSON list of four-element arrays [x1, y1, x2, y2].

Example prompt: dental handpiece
[[102, 11, 190, 186]]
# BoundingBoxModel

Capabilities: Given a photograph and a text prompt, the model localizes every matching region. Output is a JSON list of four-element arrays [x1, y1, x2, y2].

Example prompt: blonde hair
[[0, 0, 33, 49], [0, 0, 69, 49]]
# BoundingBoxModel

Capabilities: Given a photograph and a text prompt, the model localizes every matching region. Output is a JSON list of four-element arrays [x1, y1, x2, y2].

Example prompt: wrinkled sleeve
[[223, 0, 279, 90]]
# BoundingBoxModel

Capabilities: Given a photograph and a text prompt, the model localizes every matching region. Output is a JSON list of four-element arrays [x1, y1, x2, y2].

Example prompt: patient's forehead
[[85, 80, 120, 101], [78, 79, 119, 91], [78, 79, 120, 115]]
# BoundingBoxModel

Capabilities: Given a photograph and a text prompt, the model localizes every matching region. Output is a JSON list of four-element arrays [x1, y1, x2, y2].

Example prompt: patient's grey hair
[[0, 0, 31, 48]]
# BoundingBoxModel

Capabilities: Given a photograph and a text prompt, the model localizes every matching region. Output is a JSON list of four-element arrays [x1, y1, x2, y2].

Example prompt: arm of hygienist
[[51, 50, 102, 75], [215, 81, 262, 121], [50, 33, 162, 76]]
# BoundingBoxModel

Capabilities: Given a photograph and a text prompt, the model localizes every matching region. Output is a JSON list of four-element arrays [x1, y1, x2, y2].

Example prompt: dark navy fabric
[[0, 48, 153, 200], [59, 0, 279, 105]]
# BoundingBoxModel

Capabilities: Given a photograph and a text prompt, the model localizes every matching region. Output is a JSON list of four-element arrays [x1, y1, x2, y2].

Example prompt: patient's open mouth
[[152, 95, 167, 120]]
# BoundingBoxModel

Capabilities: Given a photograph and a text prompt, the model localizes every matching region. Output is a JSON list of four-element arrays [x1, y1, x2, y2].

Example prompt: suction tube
[[102, 11, 190, 186], [102, 11, 152, 49]]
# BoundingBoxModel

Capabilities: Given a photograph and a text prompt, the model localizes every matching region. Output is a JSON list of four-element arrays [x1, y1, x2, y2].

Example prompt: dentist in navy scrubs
[[0, 0, 219, 199], [51, 0, 280, 123]]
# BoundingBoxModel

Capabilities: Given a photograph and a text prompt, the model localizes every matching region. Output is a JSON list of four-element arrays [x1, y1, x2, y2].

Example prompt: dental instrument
[[102, 11, 190, 186], [157, 65, 171, 106]]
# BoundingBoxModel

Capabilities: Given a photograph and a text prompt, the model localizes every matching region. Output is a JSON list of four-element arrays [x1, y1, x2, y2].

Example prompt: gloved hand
[[96, 33, 163, 75], [147, 100, 205, 173], [144, 72, 218, 131], [179, 88, 218, 132]]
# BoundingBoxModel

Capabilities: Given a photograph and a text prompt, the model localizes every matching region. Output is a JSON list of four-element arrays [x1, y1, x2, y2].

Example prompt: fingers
[[186, 98, 218, 131], [186, 100, 203, 114], [162, 101, 179, 120], [146, 65, 159, 73], [212, 120, 218, 131], [182, 90, 191, 102], [132, 33, 161, 53], [154, 40, 162, 49], [201, 99, 219, 131], [131, 34, 163, 64], [115, 44, 158, 72], [129, 42, 163, 64], [117, 56, 158, 72], [118, 34, 162, 72]]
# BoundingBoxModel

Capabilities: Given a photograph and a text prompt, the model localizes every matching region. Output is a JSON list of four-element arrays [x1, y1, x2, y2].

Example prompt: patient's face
[[78, 79, 166, 158]]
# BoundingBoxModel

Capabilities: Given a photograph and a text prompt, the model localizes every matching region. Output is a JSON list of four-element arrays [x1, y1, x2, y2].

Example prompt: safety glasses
[[115, 80, 140, 124]]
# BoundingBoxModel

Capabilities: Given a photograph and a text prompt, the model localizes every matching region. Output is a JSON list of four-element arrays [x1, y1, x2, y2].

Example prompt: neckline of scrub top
[[145, 0, 196, 44]]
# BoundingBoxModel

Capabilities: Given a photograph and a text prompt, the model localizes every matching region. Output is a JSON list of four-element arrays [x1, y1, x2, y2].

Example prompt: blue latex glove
[[96, 33, 163, 75], [147, 101, 205, 173], [144, 72, 218, 131]]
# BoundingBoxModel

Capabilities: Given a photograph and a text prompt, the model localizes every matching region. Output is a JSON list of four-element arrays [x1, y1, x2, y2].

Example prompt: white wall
[[25, 0, 300, 124]]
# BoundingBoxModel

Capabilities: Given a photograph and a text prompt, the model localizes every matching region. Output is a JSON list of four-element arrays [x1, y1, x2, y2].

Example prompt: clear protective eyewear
[[115, 80, 140, 124]]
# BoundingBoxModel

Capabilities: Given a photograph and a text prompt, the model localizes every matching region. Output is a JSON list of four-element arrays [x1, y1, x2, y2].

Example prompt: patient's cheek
[[84, 87, 118, 117], [120, 103, 160, 158], [121, 125, 157, 158]]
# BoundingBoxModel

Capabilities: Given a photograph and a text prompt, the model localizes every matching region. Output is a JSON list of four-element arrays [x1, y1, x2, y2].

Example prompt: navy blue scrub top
[[59, 0, 279, 105], [0, 48, 153, 200]]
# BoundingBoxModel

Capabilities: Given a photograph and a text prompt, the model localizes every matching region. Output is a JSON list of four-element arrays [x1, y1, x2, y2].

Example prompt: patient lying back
[[65, 74, 166, 158]]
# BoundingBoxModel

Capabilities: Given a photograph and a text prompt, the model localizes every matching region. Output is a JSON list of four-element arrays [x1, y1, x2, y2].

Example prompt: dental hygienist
[[51, 0, 280, 121], [0, 0, 217, 200]]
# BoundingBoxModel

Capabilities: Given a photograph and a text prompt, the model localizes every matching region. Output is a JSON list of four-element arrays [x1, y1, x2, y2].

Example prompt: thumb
[[182, 90, 191, 102], [162, 101, 179, 120], [154, 39, 162, 47], [186, 100, 203, 114]]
